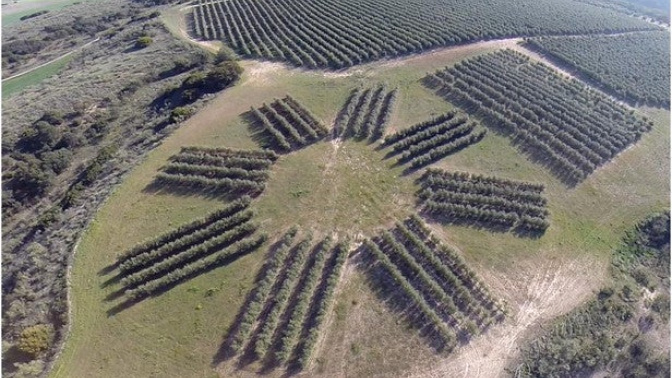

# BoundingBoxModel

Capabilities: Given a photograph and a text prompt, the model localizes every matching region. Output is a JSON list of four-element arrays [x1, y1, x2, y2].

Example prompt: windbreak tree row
[[417, 169, 550, 235], [191, 0, 658, 69], [425, 49, 652, 185], [227, 228, 349, 371]]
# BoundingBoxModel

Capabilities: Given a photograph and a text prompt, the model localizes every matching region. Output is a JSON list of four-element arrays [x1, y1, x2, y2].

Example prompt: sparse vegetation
[[2, 11, 244, 377], [516, 212, 670, 377]]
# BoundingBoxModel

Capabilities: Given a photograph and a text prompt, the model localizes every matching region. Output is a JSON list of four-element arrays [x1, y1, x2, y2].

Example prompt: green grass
[[1, 0, 93, 26], [51, 42, 669, 378], [2, 54, 73, 99]]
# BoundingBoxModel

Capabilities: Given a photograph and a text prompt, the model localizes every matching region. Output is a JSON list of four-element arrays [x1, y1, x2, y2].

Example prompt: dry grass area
[[52, 35, 669, 378], [161, 5, 223, 54], [405, 256, 606, 378]]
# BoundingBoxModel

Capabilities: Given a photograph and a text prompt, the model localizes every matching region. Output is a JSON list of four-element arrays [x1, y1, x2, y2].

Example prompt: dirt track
[[406, 256, 606, 378]]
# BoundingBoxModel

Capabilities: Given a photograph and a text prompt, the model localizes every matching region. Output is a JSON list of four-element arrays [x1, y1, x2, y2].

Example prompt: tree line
[[361, 215, 506, 351], [113, 198, 267, 299], [334, 84, 398, 142], [153, 146, 277, 195], [383, 111, 486, 169]]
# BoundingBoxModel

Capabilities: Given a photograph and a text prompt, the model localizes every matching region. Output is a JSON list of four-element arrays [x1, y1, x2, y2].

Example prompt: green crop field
[[1, 0, 97, 26], [2, 54, 73, 99], [525, 31, 671, 107]]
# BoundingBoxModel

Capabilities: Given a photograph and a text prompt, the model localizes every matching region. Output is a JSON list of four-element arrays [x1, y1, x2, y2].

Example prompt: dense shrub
[[135, 36, 153, 48], [20, 10, 50, 21], [205, 61, 243, 90], [18, 324, 54, 357]]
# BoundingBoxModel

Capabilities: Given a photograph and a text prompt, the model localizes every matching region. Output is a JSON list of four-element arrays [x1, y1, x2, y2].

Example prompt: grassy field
[[51, 38, 669, 378], [2, 54, 73, 99], [1, 0, 95, 26]]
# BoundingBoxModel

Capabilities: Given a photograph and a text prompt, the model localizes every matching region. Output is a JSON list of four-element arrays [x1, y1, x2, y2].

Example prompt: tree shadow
[[141, 179, 256, 201], [353, 244, 453, 354], [100, 272, 123, 289], [511, 225, 546, 239], [243, 110, 280, 152], [105, 242, 263, 316], [212, 235, 293, 366], [97, 262, 118, 276]]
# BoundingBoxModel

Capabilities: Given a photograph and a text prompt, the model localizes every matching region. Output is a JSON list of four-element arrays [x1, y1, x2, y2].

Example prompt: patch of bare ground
[[163, 4, 223, 53], [303, 38, 522, 82], [376, 38, 522, 70], [315, 138, 345, 252], [405, 254, 607, 378], [321, 70, 356, 79], [242, 61, 288, 86], [312, 257, 439, 378]]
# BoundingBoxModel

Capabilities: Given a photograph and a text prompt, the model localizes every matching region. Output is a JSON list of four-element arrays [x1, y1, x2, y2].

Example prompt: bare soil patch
[[404, 254, 606, 378], [242, 61, 287, 86], [376, 38, 522, 69]]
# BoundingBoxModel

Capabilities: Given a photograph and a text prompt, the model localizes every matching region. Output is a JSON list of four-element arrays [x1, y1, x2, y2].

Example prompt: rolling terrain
[[51, 36, 669, 377], [1, 0, 669, 377]]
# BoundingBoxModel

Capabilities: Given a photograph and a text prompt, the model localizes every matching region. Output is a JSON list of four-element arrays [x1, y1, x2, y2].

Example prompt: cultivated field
[[5, 0, 665, 377], [50, 32, 669, 378], [524, 31, 670, 107], [189, 0, 659, 68]]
